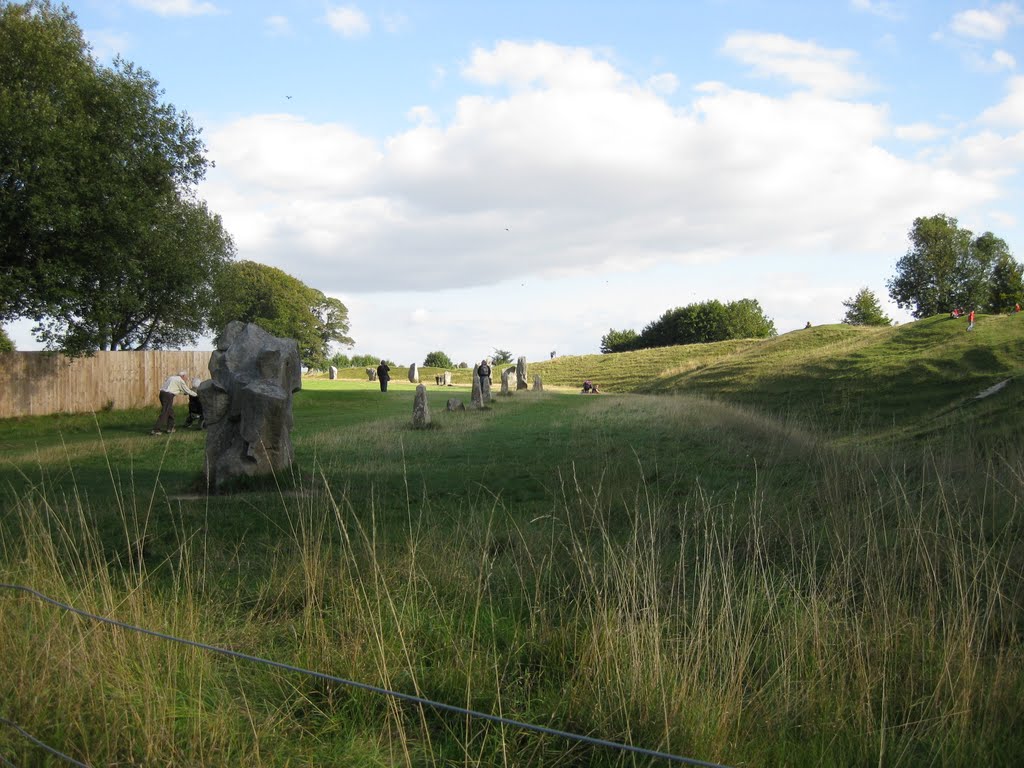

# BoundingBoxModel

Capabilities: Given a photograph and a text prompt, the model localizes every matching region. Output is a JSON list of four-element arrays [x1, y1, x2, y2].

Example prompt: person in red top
[[967, 310, 976, 331]]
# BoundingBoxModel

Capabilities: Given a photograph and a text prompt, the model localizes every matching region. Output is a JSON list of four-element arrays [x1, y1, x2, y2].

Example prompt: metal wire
[[0, 715, 89, 768], [1, 582, 731, 767]]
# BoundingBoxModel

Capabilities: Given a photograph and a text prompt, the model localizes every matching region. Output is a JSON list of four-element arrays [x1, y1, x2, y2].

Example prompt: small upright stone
[[443, 371, 452, 386], [516, 356, 528, 390], [409, 363, 420, 383], [412, 384, 431, 428], [367, 367, 377, 381], [329, 366, 338, 380], [532, 375, 543, 391], [446, 398, 465, 412]]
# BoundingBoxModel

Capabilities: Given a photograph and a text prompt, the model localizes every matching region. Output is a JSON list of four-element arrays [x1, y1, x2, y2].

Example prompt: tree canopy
[[491, 349, 513, 364], [841, 288, 892, 327], [210, 260, 353, 369], [887, 214, 1013, 318], [601, 299, 776, 353], [423, 350, 454, 369], [0, 1, 234, 354], [0, 327, 13, 353]]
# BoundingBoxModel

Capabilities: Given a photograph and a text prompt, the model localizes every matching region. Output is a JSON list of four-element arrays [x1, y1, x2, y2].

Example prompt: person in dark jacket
[[376, 360, 391, 392], [477, 359, 491, 389]]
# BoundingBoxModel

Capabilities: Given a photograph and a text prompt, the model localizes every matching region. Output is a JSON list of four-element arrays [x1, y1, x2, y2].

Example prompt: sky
[[7, 0, 1024, 365]]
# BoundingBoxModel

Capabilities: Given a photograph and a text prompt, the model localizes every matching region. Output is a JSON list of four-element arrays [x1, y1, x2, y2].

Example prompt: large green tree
[[1, 1, 233, 353], [210, 260, 353, 369], [600, 328, 640, 354], [985, 246, 1023, 313], [841, 287, 892, 326], [887, 214, 1004, 318], [423, 350, 454, 368]]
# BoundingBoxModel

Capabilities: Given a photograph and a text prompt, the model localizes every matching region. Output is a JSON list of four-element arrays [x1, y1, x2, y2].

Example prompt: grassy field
[[1, 316, 1023, 766]]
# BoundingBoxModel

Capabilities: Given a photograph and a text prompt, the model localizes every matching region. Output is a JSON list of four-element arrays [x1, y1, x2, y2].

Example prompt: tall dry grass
[[1, 404, 1022, 766]]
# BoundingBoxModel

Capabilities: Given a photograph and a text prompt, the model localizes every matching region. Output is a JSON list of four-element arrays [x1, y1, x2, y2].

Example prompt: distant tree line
[[601, 298, 776, 353]]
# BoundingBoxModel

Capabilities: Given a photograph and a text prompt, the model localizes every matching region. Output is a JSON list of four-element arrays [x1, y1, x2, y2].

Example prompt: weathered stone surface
[[366, 367, 377, 381], [329, 366, 338, 380], [412, 384, 431, 428], [532, 375, 543, 391], [516, 356, 528, 390], [501, 367, 515, 396], [471, 365, 484, 408], [446, 398, 465, 411], [443, 371, 452, 386], [408, 363, 419, 383], [481, 372, 492, 403], [201, 321, 302, 490]]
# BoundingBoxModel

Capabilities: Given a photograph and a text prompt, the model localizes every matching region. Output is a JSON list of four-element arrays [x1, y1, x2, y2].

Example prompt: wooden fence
[[0, 351, 214, 419]]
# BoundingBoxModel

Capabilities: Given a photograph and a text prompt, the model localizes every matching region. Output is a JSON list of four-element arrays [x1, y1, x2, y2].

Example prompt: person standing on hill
[[967, 309, 976, 331], [376, 360, 391, 392], [151, 371, 196, 435]]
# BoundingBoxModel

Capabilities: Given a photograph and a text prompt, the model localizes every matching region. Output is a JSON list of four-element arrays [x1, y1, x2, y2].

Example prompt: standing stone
[[443, 371, 452, 386], [367, 367, 377, 381], [200, 321, 302, 490], [329, 366, 338, 380], [446, 398, 466, 411], [412, 384, 431, 428], [516, 356, 528, 390], [532, 375, 543, 391], [501, 367, 515, 396], [481, 370, 492, 403], [471, 365, 484, 408], [409, 363, 419, 383]]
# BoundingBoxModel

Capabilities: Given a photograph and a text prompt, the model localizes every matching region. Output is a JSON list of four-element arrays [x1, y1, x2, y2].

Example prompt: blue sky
[[8, 0, 1024, 364]]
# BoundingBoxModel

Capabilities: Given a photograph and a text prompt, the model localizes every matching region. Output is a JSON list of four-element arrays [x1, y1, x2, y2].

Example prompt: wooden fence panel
[[0, 351, 213, 419]]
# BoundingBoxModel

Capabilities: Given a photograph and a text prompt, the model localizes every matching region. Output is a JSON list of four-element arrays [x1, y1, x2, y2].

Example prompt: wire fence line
[[1, 583, 732, 768], [0, 714, 90, 768]]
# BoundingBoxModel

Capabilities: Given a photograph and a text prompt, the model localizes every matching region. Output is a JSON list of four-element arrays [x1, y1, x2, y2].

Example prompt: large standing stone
[[481, 370, 492, 403], [471, 365, 484, 408], [409, 363, 420, 383], [443, 371, 452, 386], [412, 384, 431, 428], [200, 321, 302, 490], [532, 375, 543, 391], [516, 356, 528, 390], [329, 366, 338, 380], [367, 367, 377, 381]]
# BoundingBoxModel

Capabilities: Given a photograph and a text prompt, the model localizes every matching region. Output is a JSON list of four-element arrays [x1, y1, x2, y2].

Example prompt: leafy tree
[[723, 298, 777, 339], [210, 260, 353, 369], [0, 327, 13, 352], [423, 350, 454, 368], [888, 214, 1003, 318], [491, 348, 513, 365], [985, 248, 1023, 313], [458, 361, 469, 369], [841, 288, 892, 326], [600, 328, 640, 354], [1, 2, 231, 353]]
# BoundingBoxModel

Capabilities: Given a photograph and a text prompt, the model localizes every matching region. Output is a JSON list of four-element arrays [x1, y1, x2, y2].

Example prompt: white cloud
[[894, 122, 946, 141], [264, 15, 291, 36], [127, 0, 221, 16], [721, 32, 874, 97], [324, 5, 370, 38], [646, 72, 680, 95], [850, 0, 905, 21], [980, 75, 1024, 125], [949, 3, 1024, 40], [992, 49, 1018, 70], [200, 40, 1008, 310], [86, 29, 131, 61]]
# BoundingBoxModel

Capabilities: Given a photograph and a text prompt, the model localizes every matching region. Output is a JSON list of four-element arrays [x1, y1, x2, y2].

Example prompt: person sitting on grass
[[582, 380, 593, 394]]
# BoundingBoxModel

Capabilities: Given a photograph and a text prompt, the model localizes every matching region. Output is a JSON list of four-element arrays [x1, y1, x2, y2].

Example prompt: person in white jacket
[[151, 371, 197, 435]]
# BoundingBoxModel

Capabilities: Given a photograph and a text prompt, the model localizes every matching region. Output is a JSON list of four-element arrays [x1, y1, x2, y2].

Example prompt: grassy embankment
[[1, 314, 1023, 766]]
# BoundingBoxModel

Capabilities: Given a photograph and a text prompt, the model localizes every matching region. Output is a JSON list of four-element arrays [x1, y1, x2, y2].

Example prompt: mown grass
[[1, 318, 1023, 766]]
